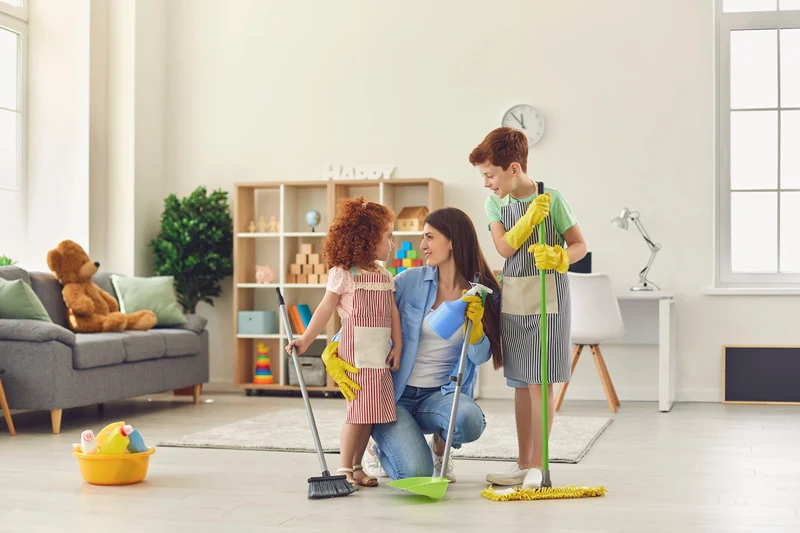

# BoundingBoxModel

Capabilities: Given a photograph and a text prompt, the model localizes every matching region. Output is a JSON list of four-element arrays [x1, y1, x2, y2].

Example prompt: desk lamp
[[611, 208, 661, 291]]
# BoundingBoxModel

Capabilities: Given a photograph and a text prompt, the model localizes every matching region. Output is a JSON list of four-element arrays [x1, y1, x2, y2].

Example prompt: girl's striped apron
[[339, 269, 397, 424], [500, 199, 571, 384]]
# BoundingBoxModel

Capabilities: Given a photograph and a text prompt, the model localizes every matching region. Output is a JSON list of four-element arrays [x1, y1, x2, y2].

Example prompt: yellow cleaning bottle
[[98, 424, 133, 455], [96, 421, 125, 447]]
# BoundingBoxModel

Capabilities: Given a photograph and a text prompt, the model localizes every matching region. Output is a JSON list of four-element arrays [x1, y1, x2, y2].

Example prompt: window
[[0, 0, 26, 264], [716, 1, 800, 287]]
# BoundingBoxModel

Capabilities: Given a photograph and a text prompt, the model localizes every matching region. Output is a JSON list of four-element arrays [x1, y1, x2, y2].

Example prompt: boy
[[469, 127, 587, 488]]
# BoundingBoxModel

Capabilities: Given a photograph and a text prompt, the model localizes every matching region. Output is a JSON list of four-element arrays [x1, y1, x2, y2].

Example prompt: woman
[[322, 207, 502, 482]]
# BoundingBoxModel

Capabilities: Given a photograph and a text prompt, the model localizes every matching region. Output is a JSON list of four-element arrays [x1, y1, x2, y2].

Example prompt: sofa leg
[[0, 378, 15, 436], [51, 409, 62, 434], [192, 384, 201, 405]]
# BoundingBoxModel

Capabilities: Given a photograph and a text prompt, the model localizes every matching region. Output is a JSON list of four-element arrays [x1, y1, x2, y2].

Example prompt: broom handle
[[440, 273, 482, 478], [277, 289, 331, 476], [537, 181, 551, 486]]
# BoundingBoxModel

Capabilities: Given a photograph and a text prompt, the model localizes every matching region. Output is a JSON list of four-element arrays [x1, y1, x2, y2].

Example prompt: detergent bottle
[[98, 424, 133, 455], [428, 275, 493, 340], [125, 427, 149, 453], [80, 429, 99, 454], [96, 421, 125, 447]]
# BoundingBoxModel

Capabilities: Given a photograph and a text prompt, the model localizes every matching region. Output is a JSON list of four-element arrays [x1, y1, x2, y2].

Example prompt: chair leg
[[554, 344, 584, 411], [0, 378, 15, 436], [51, 409, 63, 434], [590, 345, 618, 413], [596, 346, 620, 407]]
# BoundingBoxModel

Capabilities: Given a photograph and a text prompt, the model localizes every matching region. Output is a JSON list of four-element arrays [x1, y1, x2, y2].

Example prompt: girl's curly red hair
[[323, 196, 395, 271]]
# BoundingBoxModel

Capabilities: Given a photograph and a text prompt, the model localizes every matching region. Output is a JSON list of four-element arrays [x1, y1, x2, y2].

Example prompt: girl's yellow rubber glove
[[461, 293, 485, 344], [320, 341, 361, 402], [529, 243, 570, 274], [503, 193, 552, 250]]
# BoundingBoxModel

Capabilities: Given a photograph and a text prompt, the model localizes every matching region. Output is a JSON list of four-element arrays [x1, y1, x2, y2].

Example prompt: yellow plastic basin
[[73, 446, 155, 486]]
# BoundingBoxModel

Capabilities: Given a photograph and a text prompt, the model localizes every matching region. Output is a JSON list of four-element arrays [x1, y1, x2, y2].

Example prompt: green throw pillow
[[111, 275, 187, 326], [0, 278, 53, 322]]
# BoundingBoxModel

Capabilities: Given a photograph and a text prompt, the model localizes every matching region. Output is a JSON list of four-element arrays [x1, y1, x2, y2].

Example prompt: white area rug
[[158, 406, 612, 464]]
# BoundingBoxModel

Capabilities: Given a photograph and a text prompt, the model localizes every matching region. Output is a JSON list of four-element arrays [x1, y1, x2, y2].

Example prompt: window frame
[[716, 5, 800, 288], [0, 1, 27, 264]]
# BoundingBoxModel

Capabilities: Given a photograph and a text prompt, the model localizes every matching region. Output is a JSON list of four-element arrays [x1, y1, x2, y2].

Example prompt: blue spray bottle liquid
[[428, 277, 493, 340], [126, 427, 149, 453]]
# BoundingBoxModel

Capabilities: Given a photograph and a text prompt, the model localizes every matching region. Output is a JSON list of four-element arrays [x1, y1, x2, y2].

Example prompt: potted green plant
[[149, 186, 234, 314], [0, 256, 16, 266]]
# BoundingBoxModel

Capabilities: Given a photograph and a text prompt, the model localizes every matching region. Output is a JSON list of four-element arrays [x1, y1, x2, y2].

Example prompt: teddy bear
[[46, 240, 157, 333]]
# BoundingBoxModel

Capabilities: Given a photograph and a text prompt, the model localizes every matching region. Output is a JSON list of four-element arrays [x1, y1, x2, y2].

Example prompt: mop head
[[481, 484, 607, 501]]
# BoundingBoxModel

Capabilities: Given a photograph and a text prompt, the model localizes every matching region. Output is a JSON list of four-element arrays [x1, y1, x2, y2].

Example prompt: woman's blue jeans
[[371, 385, 486, 480]]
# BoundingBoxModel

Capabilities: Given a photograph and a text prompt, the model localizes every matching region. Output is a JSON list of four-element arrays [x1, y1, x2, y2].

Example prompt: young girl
[[469, 127, 588, 489], [285, 197, 401, 489]]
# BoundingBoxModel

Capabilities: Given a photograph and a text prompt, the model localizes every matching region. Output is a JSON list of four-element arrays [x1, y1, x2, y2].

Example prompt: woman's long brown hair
[[424, 208, 503, 369]]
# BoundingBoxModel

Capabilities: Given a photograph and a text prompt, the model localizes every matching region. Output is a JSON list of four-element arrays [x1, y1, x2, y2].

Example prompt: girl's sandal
[[336, 468, 359, 490], [353, 464, 378, 487]]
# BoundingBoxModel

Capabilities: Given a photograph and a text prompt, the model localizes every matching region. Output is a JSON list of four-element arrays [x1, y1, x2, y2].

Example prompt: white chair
[[555, 272, 624, 413]]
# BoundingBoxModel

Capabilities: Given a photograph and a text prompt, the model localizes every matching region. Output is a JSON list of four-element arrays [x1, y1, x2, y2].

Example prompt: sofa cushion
[[29, 272, 68, 327], [155, 329, 201, 357], [73, 333, 126, 369], [0, 318, 75, 346], [161, 314, 208, 334], [120, 331, 166, 362], [111, 275, 187, 326], [0, 279, 53, 322]]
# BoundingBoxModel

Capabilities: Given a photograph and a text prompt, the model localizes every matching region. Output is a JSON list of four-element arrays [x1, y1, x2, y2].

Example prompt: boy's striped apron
[[500, 199, 571, 384]]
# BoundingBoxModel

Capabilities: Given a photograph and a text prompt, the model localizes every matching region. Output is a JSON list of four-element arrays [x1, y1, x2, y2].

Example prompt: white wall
[[99, 0, 799, 401]]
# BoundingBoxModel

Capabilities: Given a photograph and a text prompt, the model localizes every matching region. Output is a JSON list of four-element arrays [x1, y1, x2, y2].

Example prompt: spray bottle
[[428, 275, 493, 340], [80, 429, 99, 454], [125, 427, 149, 453], [98, 424, 133, 455]]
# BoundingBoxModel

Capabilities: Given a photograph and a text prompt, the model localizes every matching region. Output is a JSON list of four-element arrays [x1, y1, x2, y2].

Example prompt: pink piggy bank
[[255, 265, 275, 284]]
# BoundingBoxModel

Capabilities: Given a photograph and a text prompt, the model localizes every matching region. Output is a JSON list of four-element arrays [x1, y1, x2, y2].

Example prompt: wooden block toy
[[406, 250, 418, 259], [320, 273, 328, 284], [402, 258, 413, 268], [309, 254, 320, 265], [392, 258, 402, 267], [296, 253, 309, 265], [290, 264, 302, 275], [313, 264, 326, 274], [412, 259, 423, 267], [300, 243, 314, 254], [308, 274, 320, 284], [401, 241, 413, 251], [302, 264, 314, 275], [297, 274, 308, 284], [398, 267, 407, 273], [287, 273, 297, 283], [397, 207, 429, 232], [387, 266, 397, 276], [395, 250, 406, 259]]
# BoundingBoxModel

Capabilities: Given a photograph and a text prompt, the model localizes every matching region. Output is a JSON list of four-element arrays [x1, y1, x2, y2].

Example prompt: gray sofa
[[0, 266, 209, 434]]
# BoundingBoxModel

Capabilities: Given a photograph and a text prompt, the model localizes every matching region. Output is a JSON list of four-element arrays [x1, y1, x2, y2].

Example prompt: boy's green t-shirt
[[484, 186, 577, 241]]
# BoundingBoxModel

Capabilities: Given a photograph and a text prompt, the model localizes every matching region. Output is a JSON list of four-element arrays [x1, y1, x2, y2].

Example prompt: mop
[[277, 288, 356, 500], [386, 274, 493, 500], [481, 182, 607, 502]]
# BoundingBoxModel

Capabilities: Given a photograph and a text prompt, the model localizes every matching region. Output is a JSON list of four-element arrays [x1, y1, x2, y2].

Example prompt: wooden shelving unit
[[233, 178, 443, 396]]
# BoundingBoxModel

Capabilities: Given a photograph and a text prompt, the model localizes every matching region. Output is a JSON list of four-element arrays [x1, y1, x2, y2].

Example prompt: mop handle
[[277, 289, 330, 475], [537, 181, 551, 478], [439, 272, 482, 478]]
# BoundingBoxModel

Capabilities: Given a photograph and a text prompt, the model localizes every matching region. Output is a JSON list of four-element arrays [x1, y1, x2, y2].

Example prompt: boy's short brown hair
[[468, 127, 528, 173]]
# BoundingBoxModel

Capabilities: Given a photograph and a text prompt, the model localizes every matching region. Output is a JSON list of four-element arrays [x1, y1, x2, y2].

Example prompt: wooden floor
[[0, 393, 798, 533]]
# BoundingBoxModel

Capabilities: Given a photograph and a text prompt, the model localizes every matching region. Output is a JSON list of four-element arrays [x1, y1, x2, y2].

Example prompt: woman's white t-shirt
[[407, 310, 465, 388]]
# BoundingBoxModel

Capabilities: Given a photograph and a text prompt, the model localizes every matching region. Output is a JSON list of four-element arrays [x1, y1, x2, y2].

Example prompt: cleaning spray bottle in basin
[[98, 424, 133, 455], [428, 277, 493, 340]]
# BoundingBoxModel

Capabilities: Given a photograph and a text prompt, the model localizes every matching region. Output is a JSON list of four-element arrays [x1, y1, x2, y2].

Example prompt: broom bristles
[[308, 474, 357, 499], [481, 485, 607, 502]]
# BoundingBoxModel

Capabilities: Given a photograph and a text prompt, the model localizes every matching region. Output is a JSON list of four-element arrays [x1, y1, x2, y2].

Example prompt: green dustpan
[[386, 476, 451, 499], [387, 275, 489, 500]]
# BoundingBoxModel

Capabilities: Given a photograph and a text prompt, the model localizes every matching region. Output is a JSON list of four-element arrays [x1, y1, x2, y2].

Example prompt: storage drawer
[[237, 311, 278, 335], [288, 355, 327, 387]]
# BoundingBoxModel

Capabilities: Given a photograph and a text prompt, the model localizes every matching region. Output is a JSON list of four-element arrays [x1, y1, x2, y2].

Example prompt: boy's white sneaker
[[362, 448, 388, 478], [485, 463, 528, 485], [429, 438, 456, 482]]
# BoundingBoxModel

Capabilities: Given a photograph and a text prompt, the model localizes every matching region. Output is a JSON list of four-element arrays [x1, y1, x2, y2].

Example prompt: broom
[[482, 182, 607, 502], [277, 288, 356, 500]]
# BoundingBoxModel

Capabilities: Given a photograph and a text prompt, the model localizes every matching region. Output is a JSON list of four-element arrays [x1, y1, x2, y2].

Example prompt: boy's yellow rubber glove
[[503, 193, 552, 250], [320, 341, 361, 402], [529, 243, 570, 274], [461, 293, 485, 344]]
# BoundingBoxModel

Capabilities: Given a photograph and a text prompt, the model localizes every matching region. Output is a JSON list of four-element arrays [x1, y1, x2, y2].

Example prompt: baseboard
[[478, 384, 722, 403]]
